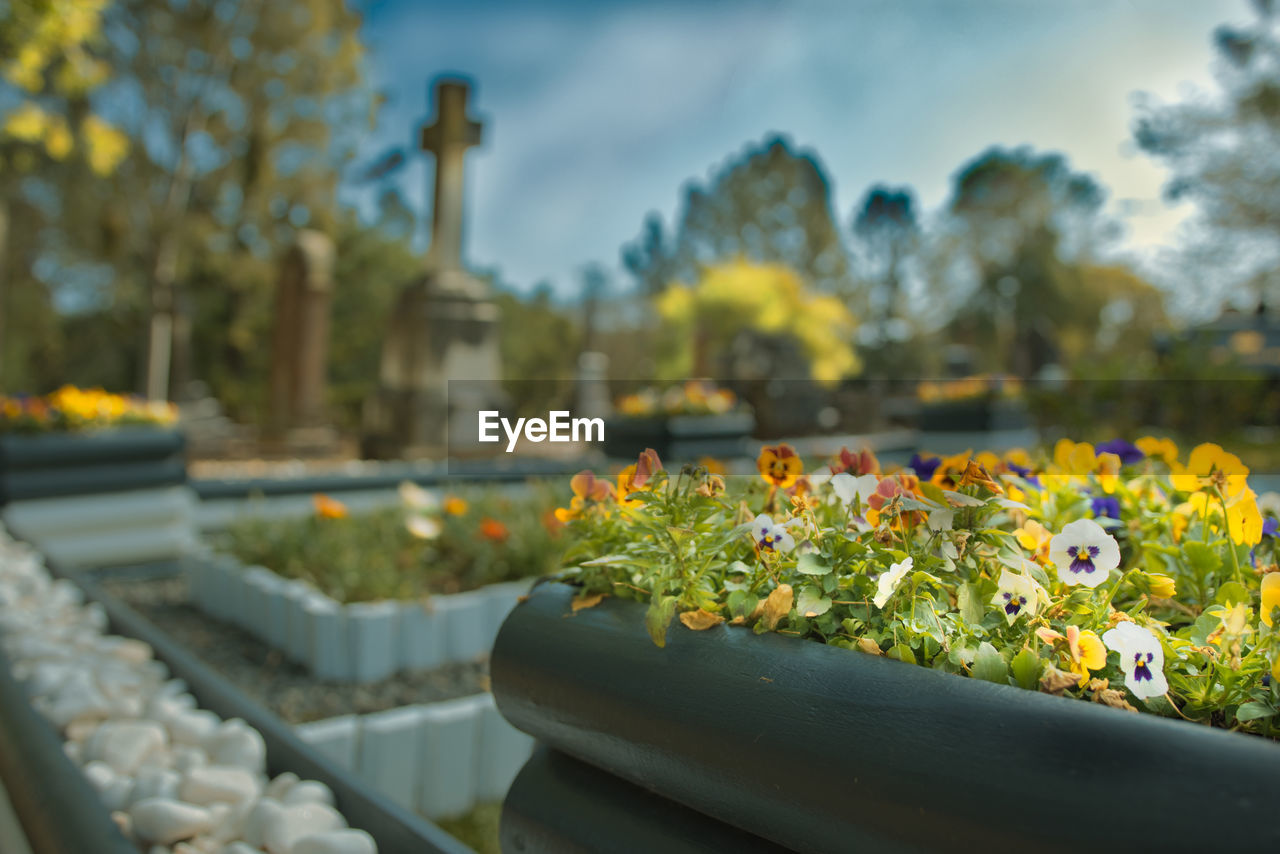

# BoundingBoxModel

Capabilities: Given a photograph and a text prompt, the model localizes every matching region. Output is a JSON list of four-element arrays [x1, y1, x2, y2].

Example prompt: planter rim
[[0, 427, 184, 469], [492, 581, 1280, 853]]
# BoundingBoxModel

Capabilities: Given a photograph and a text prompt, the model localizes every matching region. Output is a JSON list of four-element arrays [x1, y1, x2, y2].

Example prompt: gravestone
[[362, 78, 504, 460], [267, 230, 339, 453]]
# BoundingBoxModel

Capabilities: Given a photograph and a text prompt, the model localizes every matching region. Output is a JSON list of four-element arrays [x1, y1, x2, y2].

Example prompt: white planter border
[[189, 558, 532, 683], [296, 693, 532, 821]]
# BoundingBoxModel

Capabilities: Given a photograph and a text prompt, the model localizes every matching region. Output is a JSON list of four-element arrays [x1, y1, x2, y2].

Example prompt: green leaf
[[1214, 581, 1250, 607], [727, 590, 759, 621], [1011, 648, 1043, 691], [957, 582, 984, 625], [972, 642, 1009, 684], [919, 481, 948, 506], [1182, 541, 1222, 576], [796, 553, 831, 576], [645, 596, 678, 648], [1235, 701, 1275, 722], [796, 585, 832, 618], [887, 643, 916, 665]]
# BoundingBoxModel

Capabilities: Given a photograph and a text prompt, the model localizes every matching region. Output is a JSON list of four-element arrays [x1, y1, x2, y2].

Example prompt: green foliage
[[623, 134, 854, 298], [216, 483, 566, 603]]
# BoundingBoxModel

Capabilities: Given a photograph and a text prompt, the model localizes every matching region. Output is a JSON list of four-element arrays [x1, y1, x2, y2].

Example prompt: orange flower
[[542, 509, 566, 536], [698, 456, 726, 475], [758, 444, 803, 488], [555, 470, 616, 522], [479, 517, 509, 542], [833, 446, 879, 476], [618, 448, 663, 508], [443, 496, 469, 516], [313, 494, 348, 519]]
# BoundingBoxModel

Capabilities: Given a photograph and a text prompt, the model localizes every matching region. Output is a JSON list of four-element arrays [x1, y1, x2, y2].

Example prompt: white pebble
[[181, 765, 261, 805], [132, 767, 182, 804], [131, 797, 214, 846], [204, 719, 265, 773], [289, 829, 377, 854], [281, 780, 334, 807], [87, 720, 168, 775], [263, 803, 347, 854], [264, 772, 299, 801]]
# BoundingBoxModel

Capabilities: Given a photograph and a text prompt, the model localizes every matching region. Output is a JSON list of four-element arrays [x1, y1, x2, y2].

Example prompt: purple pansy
[[1095, 439, 1145, 466], [908, 454, 941, 481], [1090, 495, 1121, 520]]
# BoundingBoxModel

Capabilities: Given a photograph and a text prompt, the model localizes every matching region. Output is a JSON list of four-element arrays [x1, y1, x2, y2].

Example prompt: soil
[[97, 572, 491, 724]]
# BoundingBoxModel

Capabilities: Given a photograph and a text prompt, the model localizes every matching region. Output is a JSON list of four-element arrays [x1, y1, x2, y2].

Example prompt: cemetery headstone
[[267, 230, 339, 454], [363, 78, 505, 460]]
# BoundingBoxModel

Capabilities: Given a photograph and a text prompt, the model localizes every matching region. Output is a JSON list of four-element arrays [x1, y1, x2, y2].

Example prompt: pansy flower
[[1170, 442, 1249, 499], [554, 470, 615, 522], [833, 446, 879, 476], [758, 444, 803, 489], [618, 448, 663, 508], [1066, 625, 1107, 683], [313, 494, 348, 520], [751, 514, 796, 553], [908, 453, 941, 481], [1264, 517, 1279, 539], [1260, 574, 1280, 628], [1102, 622, 1168, 701], [1015, 519, 1053, 563], [1047, 518, 1120, 588], [831, 472, 878, 507], [1090, 494, 1121, 520], [1135, 436, 1178, 467], [991, 569, 1038, 625], [872, 557, 913, 609], [1095, 439, 1145, 466]]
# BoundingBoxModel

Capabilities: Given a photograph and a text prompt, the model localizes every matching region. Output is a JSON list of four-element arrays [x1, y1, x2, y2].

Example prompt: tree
[[47, 0, 371, 407], [623, 135, 855, 299], [1133, 0, 1280, 311], [939, 146, 1111, 376], [851, 185, 920, 373], [653, 260, 859, 384]]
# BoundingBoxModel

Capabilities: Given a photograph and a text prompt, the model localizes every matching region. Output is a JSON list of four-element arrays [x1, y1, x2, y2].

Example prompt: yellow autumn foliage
[[655, 261, 860, 384]]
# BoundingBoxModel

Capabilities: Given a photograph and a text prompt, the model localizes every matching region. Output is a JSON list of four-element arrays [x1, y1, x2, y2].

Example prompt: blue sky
[[344, 0, 1239, 299]]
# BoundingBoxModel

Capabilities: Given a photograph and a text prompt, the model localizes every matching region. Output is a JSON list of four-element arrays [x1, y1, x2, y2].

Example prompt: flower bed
[[192, 485, 565, 682], [492, 440, 1280, 846], [606, 380, 755, 461], [0, 388, 193, 568], [917, 374, 1030, 432]]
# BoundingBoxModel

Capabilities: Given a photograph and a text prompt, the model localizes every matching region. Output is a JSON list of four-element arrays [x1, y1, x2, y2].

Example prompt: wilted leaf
[[571, 592, 604, 612], [942, 490, 986, 507], [1039, 665, 1081, 695], [856, 637, 883, 656], [678, 609, 725, 630], [761, 583, 793, 630], [1094, 688, 1138, 713]]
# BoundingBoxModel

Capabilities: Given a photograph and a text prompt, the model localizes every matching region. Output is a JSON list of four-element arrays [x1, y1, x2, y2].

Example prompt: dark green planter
[[919, 397, 1030, 432], [0, 428, 186, 504], [603, 412, 755, 462], [493, 582, 1280, 853]]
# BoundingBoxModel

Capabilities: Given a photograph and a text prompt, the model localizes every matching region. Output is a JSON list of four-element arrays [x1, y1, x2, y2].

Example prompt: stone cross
[[420, 79, 483, 273]]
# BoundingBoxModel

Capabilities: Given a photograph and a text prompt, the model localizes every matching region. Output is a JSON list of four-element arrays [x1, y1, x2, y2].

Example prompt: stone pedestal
[[362, 271, 504, 459]]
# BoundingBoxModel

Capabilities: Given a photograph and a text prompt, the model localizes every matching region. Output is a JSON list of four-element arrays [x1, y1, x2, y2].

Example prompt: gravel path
[[98, 571, 490, 725]]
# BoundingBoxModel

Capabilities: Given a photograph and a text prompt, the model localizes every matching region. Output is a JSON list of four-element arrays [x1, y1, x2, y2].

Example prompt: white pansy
[[831, 472, 879, 506], [1102, 621, 1168, 700], [405, 514, 441, 540], [808, 467, 834, 488], [751, 514, 796, 553], [991, 569, 1038, 625], [398, 480, 436, 510], [1047, 518, 1120, 588], [872, 557, 913, 609]]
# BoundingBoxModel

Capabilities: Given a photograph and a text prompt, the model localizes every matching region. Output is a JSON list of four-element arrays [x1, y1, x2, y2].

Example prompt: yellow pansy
[[1135, 436, 1178, 467], [1066, 625, 1107, 683], [1225, 489, 1263, 547], [1170, 443, 1249, 498], [1259, 574, 1280, 629], [1015, 519, 1053, 562]]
